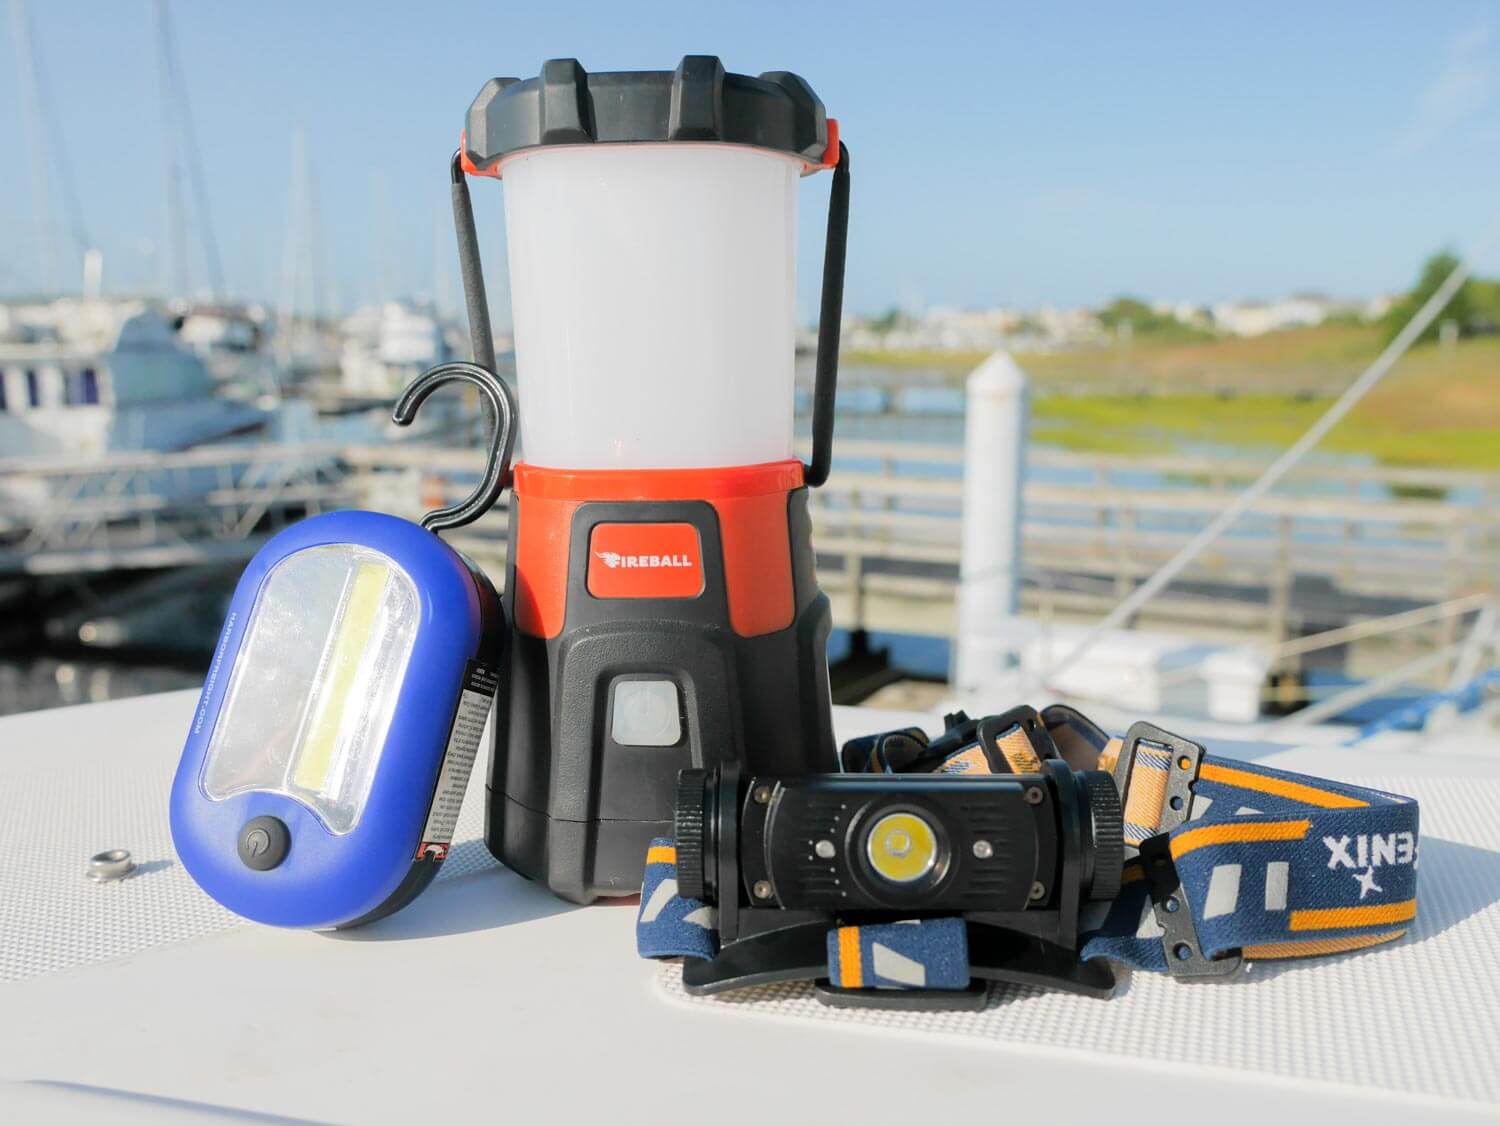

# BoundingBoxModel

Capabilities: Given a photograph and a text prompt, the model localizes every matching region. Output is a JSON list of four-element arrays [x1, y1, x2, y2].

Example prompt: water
[[0, 656, 201, 716]]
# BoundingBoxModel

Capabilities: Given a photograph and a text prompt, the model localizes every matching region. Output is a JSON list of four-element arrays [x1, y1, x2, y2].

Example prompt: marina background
[[1, 1, 1496, 731]]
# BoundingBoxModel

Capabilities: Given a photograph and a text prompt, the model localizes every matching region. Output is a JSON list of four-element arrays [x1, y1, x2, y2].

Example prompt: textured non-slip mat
[[5, 696, 1497, 1106], [0, 745, 495, 984]]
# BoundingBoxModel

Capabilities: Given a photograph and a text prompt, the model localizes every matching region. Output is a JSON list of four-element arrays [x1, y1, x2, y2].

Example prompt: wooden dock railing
[[341, 438, 1498, 651]]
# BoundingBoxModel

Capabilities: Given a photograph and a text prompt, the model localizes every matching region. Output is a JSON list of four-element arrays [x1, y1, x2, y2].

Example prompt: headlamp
[[669, 750, 1124, 1000], [638, 705, 1423, 1006]]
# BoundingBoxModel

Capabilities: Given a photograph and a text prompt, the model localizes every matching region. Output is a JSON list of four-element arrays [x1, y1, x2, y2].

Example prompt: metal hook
[[392, 361, 517, 533]]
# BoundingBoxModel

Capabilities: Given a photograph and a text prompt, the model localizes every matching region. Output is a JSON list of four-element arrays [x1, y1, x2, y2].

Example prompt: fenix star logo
[[594, 550, 694, 570], [1324, 832, 1417, 900]]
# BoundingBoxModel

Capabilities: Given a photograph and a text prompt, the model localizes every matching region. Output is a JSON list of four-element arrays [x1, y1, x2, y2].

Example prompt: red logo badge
[[587, 523, 705, 600]]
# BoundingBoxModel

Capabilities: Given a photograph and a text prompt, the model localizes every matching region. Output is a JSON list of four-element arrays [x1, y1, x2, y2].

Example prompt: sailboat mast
[[10, 0, 59, 294], [153, 0, 189, 296], [153, 0, 224, 300]]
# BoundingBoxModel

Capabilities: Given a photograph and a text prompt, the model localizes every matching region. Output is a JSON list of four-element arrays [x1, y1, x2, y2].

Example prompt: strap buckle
[[920, 705, 1057, 775], [1139, 835, 1245, 981], [971, 705, 1056, 773], [1111, 721, 1204, 851], [1112, 723, 1242, 979]]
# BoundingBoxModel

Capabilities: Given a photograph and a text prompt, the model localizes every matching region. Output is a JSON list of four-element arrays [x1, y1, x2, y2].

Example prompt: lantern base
[[485, 463, 837, 904], [488, 791, 668, 905]]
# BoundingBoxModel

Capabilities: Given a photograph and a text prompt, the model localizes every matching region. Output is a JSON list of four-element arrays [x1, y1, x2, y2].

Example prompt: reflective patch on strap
[[635, 836, 717, 961], [826, 918, 970, 990]]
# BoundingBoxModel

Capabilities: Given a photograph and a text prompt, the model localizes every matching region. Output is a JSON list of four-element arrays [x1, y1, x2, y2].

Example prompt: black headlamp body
[[674, 762, 1124, 999]]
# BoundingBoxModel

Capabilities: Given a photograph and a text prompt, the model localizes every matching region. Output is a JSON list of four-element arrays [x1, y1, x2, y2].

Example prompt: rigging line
[[1042, 221, 1500, 690], [1446, 599, 1497, 692], [152, 0, 189, 295], [15, 0, 91, 256], [10, 0, 57, 292], [1267, 644, 1461, 731], [309, 158, 336, 315], [155, 0, 224, 299], [276, 128, 312, 363]]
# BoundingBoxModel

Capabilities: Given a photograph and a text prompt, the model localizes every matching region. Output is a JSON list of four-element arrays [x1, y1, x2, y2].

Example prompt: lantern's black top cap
[[463, 56, 832, 174]]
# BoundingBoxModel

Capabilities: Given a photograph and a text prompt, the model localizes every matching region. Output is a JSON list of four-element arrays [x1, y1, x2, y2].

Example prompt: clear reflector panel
[[201, 545, 419, 834]]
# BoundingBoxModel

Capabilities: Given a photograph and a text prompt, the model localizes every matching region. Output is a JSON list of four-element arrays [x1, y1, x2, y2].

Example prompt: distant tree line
[[861, 249, 1498, 348], [1382, 250, 1500, 344], [1096, 296, 1214, 343], [1099, 249, 1500, 347], [868, 307, 910, 333]]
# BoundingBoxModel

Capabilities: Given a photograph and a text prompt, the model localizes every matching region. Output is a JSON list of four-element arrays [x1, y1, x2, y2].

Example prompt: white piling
[[954, 351, 1029, 694]]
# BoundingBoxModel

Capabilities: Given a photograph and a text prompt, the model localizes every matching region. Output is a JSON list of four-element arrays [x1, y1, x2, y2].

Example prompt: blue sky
[[4, 1, 1499, 323]]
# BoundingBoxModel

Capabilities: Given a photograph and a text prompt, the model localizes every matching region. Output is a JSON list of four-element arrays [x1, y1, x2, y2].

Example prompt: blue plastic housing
[[170, 510, 493, 928]]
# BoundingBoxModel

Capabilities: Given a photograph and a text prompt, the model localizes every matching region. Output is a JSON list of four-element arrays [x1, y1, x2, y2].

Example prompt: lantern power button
[[238, 816, 290, 871]]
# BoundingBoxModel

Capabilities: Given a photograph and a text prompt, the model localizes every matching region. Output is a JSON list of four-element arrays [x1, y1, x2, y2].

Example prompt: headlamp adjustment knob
[[674, 769, 709, 901], [1083, 770, 1124, 902]]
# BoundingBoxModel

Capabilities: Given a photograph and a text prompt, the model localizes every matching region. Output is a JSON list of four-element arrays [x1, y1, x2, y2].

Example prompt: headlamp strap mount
[[637, 706, 1420, 1001]]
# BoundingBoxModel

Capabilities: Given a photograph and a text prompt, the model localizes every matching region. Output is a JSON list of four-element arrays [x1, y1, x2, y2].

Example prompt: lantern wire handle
[[804, 140, 850, 489], [448, 150, 497, 373], [392, 360, 517, 533]]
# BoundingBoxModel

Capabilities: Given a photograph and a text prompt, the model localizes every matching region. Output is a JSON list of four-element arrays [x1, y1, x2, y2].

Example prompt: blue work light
[[171, 365, 514, 928]]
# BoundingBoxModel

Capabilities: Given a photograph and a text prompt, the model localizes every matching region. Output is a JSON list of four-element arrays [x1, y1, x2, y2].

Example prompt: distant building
[[837, 288, 1387, 353], [1029, 305, 1108, 347], [841, 303, 1104, 353], [1211, 295, 1332, 336], [1151, 300, 1213, 330]]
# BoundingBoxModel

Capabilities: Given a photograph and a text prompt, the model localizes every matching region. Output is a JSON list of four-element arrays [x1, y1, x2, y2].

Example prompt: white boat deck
[[2, 690, 1499, 1124]]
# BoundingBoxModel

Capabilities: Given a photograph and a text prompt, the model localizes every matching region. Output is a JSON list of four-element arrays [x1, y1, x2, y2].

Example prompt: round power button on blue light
[[237, 816, 290, 871]]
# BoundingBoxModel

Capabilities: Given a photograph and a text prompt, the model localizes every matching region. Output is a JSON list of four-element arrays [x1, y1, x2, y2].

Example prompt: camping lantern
[[170, 366, 515, 928], [455, 56, 851, 902]]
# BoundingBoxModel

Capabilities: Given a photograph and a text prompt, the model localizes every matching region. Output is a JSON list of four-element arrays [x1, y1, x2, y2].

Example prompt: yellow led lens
[[292, 562, 390, 792], [865, 811, 940, 884]]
